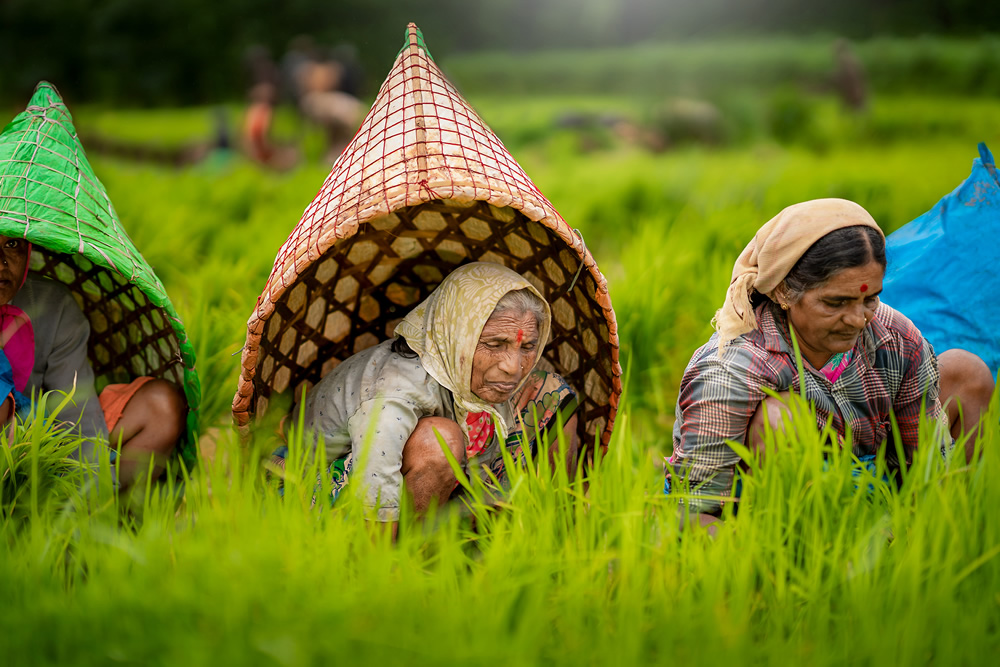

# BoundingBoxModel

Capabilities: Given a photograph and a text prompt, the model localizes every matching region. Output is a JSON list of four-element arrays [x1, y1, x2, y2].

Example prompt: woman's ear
[[771, 283, 791, 309]]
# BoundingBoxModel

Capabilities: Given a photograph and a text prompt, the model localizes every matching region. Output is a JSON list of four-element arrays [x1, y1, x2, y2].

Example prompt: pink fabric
[[820, 350, 853, 385], [0, 304, 34, 392]]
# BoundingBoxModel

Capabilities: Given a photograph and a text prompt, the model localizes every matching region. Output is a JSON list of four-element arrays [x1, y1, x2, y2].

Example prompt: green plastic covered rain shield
[[0, 82, 200, 463]]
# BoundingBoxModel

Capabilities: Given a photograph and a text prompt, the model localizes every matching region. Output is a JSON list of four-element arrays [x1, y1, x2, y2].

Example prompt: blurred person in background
[[666, 199, 994, 532], [833, 39, 868, 112], [243, 82, 299, 170], [281, 35, 320, 106], [244, 44, 282, 92], [295, 56, 364, 163], [329, 42, 365, 99]]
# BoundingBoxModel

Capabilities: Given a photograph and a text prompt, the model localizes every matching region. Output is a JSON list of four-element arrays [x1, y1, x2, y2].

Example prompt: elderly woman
[[667, 199, 994, 528], [273, 262, 579, 531], [0, 235, 186, 485]]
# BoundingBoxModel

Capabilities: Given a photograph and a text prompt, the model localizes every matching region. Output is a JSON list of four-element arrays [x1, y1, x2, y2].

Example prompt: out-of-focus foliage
[[446, 36, 1000, 98], [64, 89, 999, 424], [3, 0, 1000, 106], [2, 35, 1000, 661]]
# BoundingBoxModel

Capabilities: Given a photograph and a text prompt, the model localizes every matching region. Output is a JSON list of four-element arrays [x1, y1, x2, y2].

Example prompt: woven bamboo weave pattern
[[0, 82, 200, 461], [234, 24, 621, 447], [28, 250, 185, 388]]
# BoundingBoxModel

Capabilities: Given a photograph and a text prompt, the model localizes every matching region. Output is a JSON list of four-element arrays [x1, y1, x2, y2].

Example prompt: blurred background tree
[[2, 0, 999, 107]]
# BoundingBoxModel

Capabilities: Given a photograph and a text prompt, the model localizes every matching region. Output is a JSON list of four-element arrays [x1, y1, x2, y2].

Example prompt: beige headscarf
[[713, 198, 884, 347], [395, 262, 552, 441]]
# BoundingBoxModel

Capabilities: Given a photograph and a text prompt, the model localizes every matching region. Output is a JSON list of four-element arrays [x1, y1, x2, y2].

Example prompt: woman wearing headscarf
[[0, 239, 33, 437], [667, 199, 994, 528], [0, 235, 186, 485], [271, 262, 579, 531]]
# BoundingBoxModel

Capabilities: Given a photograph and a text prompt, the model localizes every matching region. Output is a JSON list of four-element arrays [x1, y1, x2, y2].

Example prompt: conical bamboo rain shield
[[0, 82, 200, 461], [233, 24, 621, 448]]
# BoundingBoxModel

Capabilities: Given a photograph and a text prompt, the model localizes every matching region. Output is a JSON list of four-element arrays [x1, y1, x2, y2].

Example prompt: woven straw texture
[[233, 24, 621, 448], [0, 82, 200, 462]]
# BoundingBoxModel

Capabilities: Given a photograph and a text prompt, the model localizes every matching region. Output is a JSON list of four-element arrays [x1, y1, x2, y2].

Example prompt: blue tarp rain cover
[[882, 143, 999, 377]]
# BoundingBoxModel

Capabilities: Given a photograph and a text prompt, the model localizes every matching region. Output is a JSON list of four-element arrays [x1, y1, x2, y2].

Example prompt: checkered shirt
[[669, 301, 946, 515]]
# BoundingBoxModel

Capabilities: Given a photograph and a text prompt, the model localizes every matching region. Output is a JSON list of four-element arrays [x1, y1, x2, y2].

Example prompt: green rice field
[[3, 40, 1000, 665]]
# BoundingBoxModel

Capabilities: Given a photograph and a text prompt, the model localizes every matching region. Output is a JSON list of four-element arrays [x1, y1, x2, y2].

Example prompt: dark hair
[[781, 225, 886, 303], [391, 336, 418, 358]]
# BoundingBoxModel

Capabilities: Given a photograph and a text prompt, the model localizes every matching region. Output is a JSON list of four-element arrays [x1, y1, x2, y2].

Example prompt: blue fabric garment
[[0, 350, 13, 401], [882, 143, 1000, 378]]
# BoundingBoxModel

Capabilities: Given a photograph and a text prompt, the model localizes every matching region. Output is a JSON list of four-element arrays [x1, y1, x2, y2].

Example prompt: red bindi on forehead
[[516, 329, 524, 343], [860, 284, 868, 292]]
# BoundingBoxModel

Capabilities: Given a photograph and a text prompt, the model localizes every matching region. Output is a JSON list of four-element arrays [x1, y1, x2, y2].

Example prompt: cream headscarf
[[713, 198, 884, 347], [395, 262, 552, 441]]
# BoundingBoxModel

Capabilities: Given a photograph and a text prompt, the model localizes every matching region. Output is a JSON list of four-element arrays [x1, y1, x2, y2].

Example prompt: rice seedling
[[2, 86, 998, 664]]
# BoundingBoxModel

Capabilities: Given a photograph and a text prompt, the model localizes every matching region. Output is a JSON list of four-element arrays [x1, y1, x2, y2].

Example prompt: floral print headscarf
[[396, 262, 551, 445]]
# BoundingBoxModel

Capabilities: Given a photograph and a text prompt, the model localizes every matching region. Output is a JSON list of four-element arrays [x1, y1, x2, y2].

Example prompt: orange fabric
[[99, 376, 155, 432], [244, 103, 274, 161]]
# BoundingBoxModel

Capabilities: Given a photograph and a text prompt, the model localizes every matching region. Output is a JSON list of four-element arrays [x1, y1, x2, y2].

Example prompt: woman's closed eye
[[823, 296, 878, 309]]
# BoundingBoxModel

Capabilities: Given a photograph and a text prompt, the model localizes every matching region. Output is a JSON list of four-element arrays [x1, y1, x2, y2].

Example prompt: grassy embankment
[[2, 37, 1000, 664]]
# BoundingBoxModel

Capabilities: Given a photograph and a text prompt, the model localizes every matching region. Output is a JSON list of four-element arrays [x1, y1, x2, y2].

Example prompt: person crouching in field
[[0, 236, 187, 486], [666, 199, 995, 531], [271, 262, 579, 537]]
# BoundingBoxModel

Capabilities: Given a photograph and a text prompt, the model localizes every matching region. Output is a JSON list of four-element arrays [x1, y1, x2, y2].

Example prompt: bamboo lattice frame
[[27, 250, 187, 389], [0, 83, 200, 461], [233, 24, 621, 447]]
